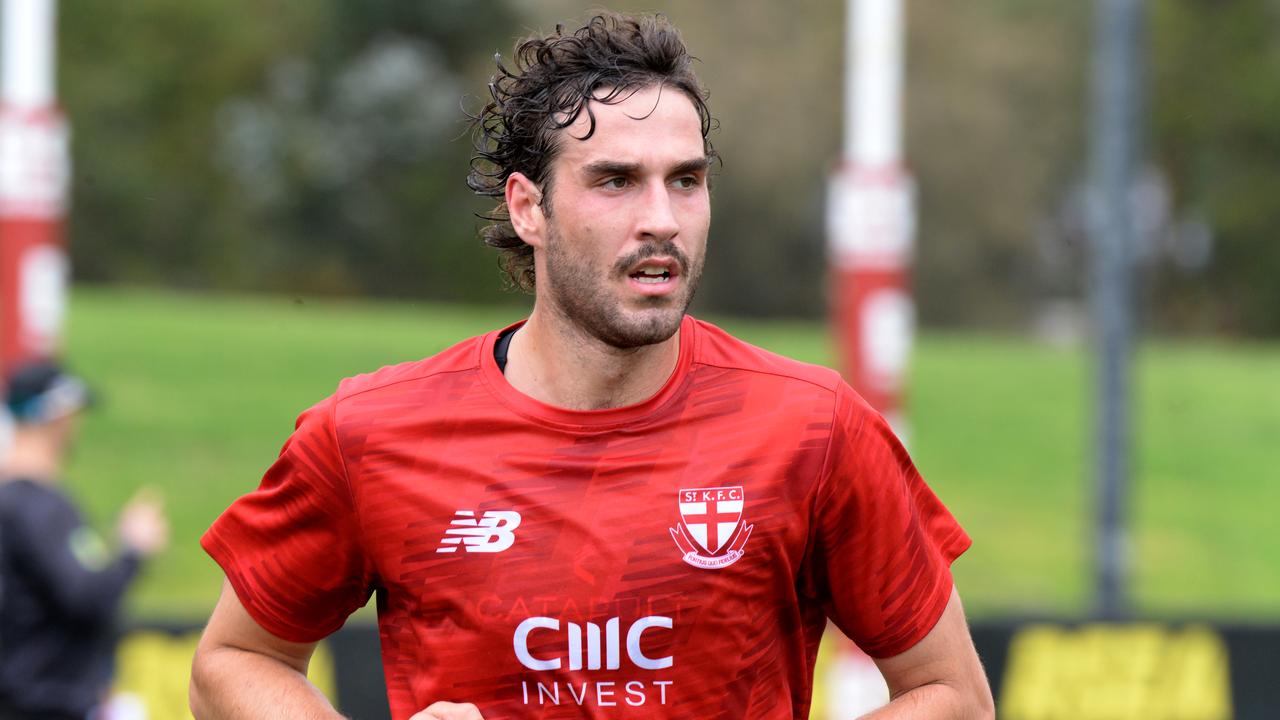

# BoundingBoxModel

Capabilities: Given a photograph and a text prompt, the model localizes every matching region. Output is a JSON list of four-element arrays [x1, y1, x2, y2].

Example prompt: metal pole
[[847, 0, 902, 164], [0, 0, 70, 376], [3, 0, 56, 107], [1088, 0, 1143, 620], [828, 0, 915, 440], [823, 3, 911, 713]]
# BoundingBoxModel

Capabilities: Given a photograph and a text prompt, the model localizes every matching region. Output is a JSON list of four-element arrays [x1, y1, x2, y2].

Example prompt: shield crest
[[678, 486, 744, 555]]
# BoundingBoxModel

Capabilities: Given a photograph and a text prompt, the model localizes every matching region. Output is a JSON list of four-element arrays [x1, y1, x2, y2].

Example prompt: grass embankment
[[62, 286, 1280, 621]]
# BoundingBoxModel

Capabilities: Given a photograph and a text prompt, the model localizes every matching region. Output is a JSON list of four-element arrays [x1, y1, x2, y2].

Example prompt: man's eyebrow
[[581, 160, 641, 178], [668, 157, 712, 176], [580, 157, 713, 179]]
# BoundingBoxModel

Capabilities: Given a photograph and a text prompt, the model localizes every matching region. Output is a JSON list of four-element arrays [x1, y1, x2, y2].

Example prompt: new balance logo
[[436, 510, 522, 553]]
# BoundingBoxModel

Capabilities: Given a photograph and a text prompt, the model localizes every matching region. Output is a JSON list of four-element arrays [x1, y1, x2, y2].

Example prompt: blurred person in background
[[191, 11, 991, 720], [0, 362, 169, 720]]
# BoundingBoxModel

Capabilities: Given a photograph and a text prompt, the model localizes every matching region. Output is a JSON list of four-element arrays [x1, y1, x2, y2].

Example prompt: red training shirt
[[202, 315, 970, 719]]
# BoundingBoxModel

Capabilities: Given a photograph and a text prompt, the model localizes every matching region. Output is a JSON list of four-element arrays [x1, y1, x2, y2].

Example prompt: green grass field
[[60, 285, 1280, 622]]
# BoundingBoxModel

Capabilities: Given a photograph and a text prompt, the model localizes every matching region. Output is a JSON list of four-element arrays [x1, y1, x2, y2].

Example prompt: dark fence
[[972, 621, 1278, 720]]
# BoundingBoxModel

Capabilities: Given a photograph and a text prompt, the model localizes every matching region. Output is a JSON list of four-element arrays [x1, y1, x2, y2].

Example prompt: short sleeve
[[806, 384, 971, 658], [201, 394, 375, 643]]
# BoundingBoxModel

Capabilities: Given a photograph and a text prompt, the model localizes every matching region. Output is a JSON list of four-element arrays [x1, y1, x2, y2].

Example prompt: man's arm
[[861, 588, 994, 719], [13, 489, 142, 624], [189, 579, 342, 720]]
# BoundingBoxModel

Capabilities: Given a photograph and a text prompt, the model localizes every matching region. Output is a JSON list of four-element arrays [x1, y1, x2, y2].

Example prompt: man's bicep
[[201, 393, 375, 640], [871, 587, 990, 703], [199, 578, 318, 675]]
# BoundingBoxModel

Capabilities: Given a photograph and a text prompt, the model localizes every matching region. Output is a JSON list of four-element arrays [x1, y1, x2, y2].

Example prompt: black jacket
[[0, 478, 140, 718]]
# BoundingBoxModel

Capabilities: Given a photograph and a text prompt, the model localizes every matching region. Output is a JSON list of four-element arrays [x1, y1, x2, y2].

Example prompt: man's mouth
[[617, 250, 686, 296], [630, 267, 673, 285]]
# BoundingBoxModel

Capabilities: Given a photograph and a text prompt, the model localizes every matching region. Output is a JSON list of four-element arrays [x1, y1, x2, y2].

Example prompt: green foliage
[[906, 2, 1088, 326], [63, 288, 1280, 620], [54, 1, 1280, 334], [61, 0, 520, 300], [1151, 0, 1280, 334], [62, 1, 312, 287]]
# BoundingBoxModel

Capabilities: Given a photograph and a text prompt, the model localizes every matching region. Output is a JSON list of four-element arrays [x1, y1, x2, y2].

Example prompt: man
[[0, 362, 169, 719], [191, 12, 993, 720]]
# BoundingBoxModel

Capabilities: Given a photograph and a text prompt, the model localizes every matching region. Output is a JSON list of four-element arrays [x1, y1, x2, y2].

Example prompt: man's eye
[[673, 176, 701, 189], [603, 177, 629, 189]]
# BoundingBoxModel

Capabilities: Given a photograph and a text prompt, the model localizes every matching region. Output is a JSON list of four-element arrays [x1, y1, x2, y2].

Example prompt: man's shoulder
[[0, 477, 62, 505], [689, 316, 844, 396], [331, 328, 497, 405], [0, 478, 74, 528]]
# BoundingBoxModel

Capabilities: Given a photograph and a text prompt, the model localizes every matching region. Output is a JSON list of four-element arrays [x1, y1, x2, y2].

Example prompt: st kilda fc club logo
[[669, 486, 753, 569]]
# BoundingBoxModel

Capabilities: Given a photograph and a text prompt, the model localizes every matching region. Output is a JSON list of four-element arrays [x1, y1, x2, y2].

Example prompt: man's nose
[[636, 182, 680, 242]]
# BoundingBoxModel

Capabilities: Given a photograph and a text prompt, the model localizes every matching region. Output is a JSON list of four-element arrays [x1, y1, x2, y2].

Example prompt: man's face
[[50, 412, 81, 457], [537, 84, 711, 349]]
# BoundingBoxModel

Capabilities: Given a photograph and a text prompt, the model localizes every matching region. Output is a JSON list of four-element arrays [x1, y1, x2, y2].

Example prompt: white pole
[[847, 0, 903, 166], [2, 0, 57, 108], [0, 0, 69, 370], [825, 2, 911, 711], [830, 0, 914, 439]]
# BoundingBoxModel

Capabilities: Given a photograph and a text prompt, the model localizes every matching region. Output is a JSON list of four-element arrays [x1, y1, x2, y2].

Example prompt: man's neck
[[3, 432, 62, 482], [503, 309, 681, 411]]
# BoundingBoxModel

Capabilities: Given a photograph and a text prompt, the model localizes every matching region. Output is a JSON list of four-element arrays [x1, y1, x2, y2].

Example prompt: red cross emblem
[[669, 486, 753, 569]]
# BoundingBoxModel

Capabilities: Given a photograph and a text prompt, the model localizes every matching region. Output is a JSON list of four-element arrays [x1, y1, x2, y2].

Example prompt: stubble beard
[[542, 223, 704, 350]]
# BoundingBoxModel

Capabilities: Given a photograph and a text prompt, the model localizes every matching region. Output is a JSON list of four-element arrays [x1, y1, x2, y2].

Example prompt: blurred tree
[[908, 2, 1088, 328], [62, 0, 315, 289], [1150, 0, 1280, 335], [56, 0, 1280, 335], [63, 0, 520, 300]]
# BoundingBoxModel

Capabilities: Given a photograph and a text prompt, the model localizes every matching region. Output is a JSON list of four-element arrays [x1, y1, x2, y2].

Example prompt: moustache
[[613, 242, 690, 276]]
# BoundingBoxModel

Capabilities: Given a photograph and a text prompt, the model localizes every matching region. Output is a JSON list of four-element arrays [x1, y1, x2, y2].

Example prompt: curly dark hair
[[468, 12, 716, 291]]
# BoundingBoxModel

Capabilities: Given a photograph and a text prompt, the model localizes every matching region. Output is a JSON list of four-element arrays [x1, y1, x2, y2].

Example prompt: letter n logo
[[437, 510, 522, 553]]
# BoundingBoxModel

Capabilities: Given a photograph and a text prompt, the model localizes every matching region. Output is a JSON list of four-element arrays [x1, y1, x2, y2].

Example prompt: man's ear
[[506, 172, 546, 248]]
